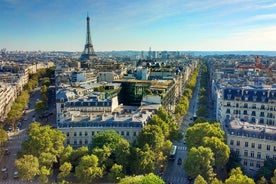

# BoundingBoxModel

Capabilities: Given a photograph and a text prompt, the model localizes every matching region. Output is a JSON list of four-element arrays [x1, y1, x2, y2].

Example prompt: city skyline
[[1, 0, 276, 52]]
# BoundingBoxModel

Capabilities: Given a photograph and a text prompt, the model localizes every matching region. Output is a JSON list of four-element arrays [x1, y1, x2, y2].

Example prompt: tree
[[58, 162, 72, 179], [59, 145, 73, 165], [148, 115, 169, 138], [186, 122, 225, 149], [194, 175, 207, 184], [202, 136, 230, 168], [211, 178, 223, 184], [0, 128, 8, 146], [90, 130, 130, 171], [255, 159, 276, 181], [137, 125, 164, 151], [257, 176, 268, 184], [225, 167, 254, 184], [107, 164, 124, 182], [226, 150, 242, 172], [15, 154, 40, 182], [119, 173, 165, 184], [22, 122, 66, 169], [75, 154, 103, 183], [38, 166, 51, 184], [130, 145, 155, 174], [271, 169, 276, 184], [184, 146, 215, 182], [35, 100, 47, 114], [67, 146, 89, 168]]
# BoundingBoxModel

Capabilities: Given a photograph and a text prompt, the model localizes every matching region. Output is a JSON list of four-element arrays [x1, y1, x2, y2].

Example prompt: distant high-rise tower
[[80, 14, 98, 62]]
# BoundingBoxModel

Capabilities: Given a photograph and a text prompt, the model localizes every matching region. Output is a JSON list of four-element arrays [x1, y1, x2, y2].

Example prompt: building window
[[126, 131, 129, 136], [257, 152, 261, 159], [236, 149, 240, 155], [266, 155, 270, 159], [74, 132, 77, 136], [226, 109, 230, 113], [243, 110, 247, 115], [267, 145, 271, 151], [66, 132, 69, 137], [84, 132, 88, 136], [237, 141, 240, 146], [244, 150, 248, 157], [252, 111, 256, 116], [74, 140, 77, 145], [260, 112, 265, 117], [121, 131, 124, 136], [243, 159, 248, 166], [66, 139, 70, 145], [92, 131, 94, 136], [244, 103, 248, 108], [261, 105, 265, 110], [133, 132, 137, 136], [251, 151, 254, 158], [245, 142, 248, 147], [274, 146, 276, 151], [256, 162, 261, 168], [230, 140, 234, 145], [258, 144, 262, 149], [79, 140, 82, 145], [251, 143, 255, 148], [79, 132, 82, 136], [227, 102, 231, 106], [250, 162, 254, 167], [273, 155, 276, 160], [84, 139, 88, 144]]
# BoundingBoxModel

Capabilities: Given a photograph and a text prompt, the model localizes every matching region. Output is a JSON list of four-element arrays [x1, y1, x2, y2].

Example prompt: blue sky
[[1, 0, 276, 51]]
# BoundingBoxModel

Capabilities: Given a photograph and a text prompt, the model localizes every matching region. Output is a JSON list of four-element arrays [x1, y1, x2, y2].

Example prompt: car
[[1, 167, 7, 172], [2, 172, 8, 180], [4, 149, 10, 156], [177, 158, 182, 165], [13, 171, 19, 179]]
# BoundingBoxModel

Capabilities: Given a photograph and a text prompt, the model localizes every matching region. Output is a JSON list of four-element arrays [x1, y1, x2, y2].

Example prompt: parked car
[[4, 149, 10, 156], [1, 167, 7, 172], [2, 172, 8, 180], [13, 171, 19, 179]]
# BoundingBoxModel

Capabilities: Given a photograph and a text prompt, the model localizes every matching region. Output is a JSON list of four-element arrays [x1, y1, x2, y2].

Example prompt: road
[[0, 87, 41, 183], [163, 68, 201, 184]]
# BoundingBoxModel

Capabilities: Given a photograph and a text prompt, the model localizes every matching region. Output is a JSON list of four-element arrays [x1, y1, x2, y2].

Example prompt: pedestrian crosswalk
[[163, 176, 188, 184], [177, 146, 187, 151]]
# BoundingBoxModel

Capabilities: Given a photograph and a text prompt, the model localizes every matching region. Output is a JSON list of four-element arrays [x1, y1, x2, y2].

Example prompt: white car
[[13, 171, 19, 179], [1, 167, 8, 172]]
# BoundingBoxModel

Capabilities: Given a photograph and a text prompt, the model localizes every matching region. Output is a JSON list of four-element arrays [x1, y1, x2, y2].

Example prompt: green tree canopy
[[271, 169, 276, 184], [225, 167, 254, 184], [186, 122, 225, 149], [137, 125, 165, 151], [22, 122, 66, 168], [0, 128, 8, 146], [184, 146, 215, 182], [15, 154, 40, 182], [194, 175, 207, 184], [202, 136, 230, 168], [119, 173, 165, 184], [75, 154, 103, 183], [58, 162, 72, 179], [129, 144, 156, 174]]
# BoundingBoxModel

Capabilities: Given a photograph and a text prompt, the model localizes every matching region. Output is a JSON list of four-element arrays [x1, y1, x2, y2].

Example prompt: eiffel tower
[[80, 14, 98, 62]]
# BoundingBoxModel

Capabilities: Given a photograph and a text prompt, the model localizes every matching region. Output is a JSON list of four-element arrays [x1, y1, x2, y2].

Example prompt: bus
[[169, 145, 177, 160]]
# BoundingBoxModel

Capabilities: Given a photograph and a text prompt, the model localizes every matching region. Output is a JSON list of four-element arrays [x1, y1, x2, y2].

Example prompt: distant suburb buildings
[[208, 55, 276, 175], [55, 15, 198, 148]]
